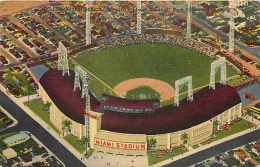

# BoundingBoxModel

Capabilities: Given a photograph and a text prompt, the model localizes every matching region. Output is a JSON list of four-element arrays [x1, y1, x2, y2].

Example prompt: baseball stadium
[[29, 32, 243, 156], [2, 0, 260, 166]]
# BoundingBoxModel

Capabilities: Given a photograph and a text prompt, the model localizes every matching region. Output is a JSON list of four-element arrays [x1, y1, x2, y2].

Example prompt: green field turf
[[75, 43, 238, 97], [126, 86, 160, 100]]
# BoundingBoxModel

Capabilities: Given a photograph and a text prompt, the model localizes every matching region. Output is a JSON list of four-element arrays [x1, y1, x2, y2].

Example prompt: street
[[0, 90, 85, 167], [164, 128, 260, 167]]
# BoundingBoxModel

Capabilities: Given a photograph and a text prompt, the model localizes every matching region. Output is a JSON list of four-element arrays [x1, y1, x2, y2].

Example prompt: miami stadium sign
[[94, 138, 147, 151]]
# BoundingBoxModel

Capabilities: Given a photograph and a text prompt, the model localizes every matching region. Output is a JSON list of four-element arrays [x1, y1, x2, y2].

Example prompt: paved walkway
[[86, 151, 148, 167]]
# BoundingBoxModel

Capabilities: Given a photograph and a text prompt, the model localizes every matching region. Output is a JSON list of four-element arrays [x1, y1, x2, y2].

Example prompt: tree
[[2, 69, 35, 97], [147, 137, 157, 150], [43, 101, 52, 112], [62, 120, 72, 136], [213, 119, 219, 133], [80, 136, 90, 155], [181, 133, 188, 144]]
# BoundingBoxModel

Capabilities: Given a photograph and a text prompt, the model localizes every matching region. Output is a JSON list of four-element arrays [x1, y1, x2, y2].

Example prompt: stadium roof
[[101, 83, 241, 135], [39, 69, 101, 124], [39, 69, 241, 135]]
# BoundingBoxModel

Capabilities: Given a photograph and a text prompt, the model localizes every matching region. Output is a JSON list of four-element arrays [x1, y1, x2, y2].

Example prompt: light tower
[[81, 75, 90, 98], [84, 87, 91, 152], [82, 74, 91, 153], [186, 0, 192, 39], [73, 65, 91, 152], [137, 0, 142, 34], [73, 66, 81, 91], [85, 2, 91, 46], [73, 65, 91, 97], [209, 57, 227, 90], [174, 76, 193, 107], [57, 42, 69, 76], [228, 0, 248, 53], [228, 0, 236, 53]]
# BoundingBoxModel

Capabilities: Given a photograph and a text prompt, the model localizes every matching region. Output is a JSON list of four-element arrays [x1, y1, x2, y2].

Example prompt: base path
[[113, 78, 175, 101]]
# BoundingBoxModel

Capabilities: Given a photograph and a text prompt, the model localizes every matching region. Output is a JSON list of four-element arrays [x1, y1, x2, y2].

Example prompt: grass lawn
[[25, 99, 58, 132], [227, 75, 249, 87], [64, 134, 85, 153], [126, 86, 160, 100], [25, 99, 86, 153], [212, 118, 254, 141], [148, 145, 188, 165], [76, 44, 238, 98]]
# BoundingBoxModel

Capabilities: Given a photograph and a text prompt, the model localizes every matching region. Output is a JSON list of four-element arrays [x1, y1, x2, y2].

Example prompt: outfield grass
[[76, 44, 238, 98]]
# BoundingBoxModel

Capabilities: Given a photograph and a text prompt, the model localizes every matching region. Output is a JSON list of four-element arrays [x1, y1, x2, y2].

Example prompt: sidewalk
[[18, 94, 41, 103], [151, 125, 260, 167], [0, 83, 87, 166]]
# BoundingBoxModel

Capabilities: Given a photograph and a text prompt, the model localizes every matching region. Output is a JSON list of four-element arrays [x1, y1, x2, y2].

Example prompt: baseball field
[[75, 43, 238, 100]]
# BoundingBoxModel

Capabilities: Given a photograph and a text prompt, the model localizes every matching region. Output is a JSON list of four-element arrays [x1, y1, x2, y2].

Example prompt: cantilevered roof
[[101, 84, 241, 135], [39, 69, 241, 135], [39, 69, 100, 124]]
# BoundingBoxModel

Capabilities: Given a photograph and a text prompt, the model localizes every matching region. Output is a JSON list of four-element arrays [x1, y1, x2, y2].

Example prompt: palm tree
[[43, 102, 52, 112], [22, 84, 35, 102], [62, 120, 72, 136], [152, 138, 157, 150], [181, 133, 188, 144], [147, 137, 157, 150], [81, 136, 89, 156], [213, 120, 219, 133]]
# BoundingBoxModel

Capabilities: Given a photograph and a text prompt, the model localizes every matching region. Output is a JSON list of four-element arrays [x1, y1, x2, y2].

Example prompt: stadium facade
[[29, 63, 242, 155]]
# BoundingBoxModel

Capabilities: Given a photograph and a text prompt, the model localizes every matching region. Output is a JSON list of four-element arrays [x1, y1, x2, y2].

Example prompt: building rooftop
[[3, 132, 30, 147], [29, 64, 49, 81]]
